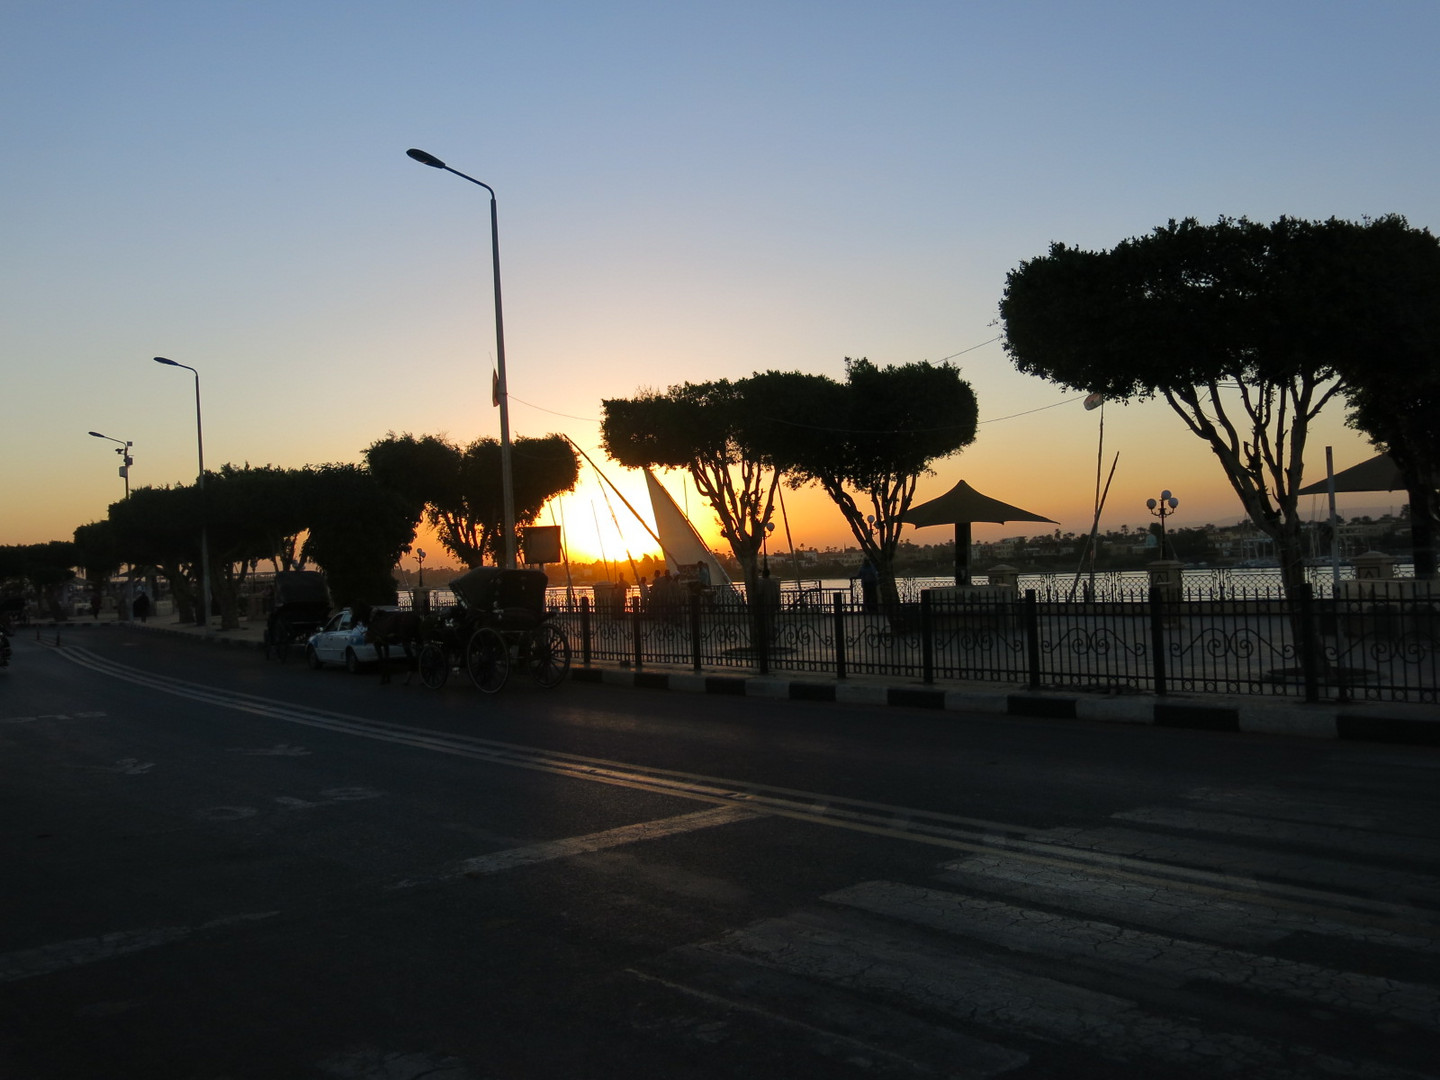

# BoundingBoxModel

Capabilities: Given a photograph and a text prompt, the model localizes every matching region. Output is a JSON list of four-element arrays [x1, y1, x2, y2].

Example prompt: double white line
[[58, 645, 1433, 935]]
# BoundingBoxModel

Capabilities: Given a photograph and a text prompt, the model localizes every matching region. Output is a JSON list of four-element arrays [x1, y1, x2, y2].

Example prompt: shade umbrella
[[901, 479, 1057, 585], [1296, 450, 1438, 580], [1296, 452, 1404, 495]]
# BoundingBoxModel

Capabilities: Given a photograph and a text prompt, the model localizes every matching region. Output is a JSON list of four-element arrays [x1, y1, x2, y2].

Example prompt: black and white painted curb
[[34, 621, 1439, 747], [571, 666, 1440, 746]]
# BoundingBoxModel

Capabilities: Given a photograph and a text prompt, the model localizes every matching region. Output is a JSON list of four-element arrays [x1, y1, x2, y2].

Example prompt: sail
[[644, 469, 733, 587]]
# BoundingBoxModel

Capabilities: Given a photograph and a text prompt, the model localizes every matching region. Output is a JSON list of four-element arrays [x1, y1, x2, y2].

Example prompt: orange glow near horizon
[[386, 396, 1391, 581]]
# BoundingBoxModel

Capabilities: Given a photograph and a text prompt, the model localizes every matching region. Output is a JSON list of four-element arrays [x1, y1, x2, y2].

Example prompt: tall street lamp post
[[1147, 489, 1179, 559], [406, 147, 517, 569], [154, 357, 212, 630]]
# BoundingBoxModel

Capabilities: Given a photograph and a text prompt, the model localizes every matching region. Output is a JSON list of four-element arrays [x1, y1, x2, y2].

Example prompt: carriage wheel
[[465, 627, 509, 694], [528, 625, 570, 688], [418, 642, 450, 690]]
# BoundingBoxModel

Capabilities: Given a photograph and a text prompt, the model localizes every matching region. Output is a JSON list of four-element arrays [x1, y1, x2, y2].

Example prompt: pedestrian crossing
[[633, 783, 1440, 1078]]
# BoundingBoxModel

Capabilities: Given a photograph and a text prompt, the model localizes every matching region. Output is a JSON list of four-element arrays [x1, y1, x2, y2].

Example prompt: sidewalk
[[28, 612, 1440, 746]]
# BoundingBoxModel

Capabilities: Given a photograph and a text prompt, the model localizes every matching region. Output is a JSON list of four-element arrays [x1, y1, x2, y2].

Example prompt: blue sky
[[4, 1, 1435, 561]]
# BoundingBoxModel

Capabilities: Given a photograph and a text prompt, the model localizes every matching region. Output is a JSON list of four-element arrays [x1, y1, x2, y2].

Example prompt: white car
[[305, 607, 397, 672]]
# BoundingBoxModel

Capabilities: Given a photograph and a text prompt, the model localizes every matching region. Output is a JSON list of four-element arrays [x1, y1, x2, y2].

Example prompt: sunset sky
[[4, 2, 1435, 569]]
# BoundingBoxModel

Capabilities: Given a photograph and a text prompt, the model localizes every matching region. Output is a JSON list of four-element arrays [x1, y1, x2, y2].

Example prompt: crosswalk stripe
[[1113, 805, 1440, 864], [937, 852, 1440, 956], [693, 908, 1412, 1079], [1027, 824, 1440, 919], [828, 879, 1440, 1031]]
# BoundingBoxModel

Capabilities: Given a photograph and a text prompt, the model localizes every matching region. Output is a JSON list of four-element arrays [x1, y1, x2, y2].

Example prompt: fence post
[[631, 596, 644, 671], [920, 590, 934, 685], [1148, 585, 1167, 696], [688, 593, 702, 672], [832, 592, 847, 680], [1297, 584, 1320, 703], [1024, 589, 1040, 691], [579, 596, 592, 669]]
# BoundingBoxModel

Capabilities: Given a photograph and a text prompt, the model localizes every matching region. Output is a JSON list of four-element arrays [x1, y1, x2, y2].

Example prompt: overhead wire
[[505, 335, 1071, 433]]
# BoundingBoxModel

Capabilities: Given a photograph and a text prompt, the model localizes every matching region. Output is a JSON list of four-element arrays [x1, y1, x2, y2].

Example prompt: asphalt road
[[3, 627, 1438, 1079]]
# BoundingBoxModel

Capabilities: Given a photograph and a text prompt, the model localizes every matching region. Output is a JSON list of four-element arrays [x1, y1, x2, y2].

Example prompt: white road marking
[[226, 743, 311, 756], [0, 710, 107, 725], [390, 806, 758, 888], [68, 758, 155, 774], [317, 1046, 475, 1080], [196, 806, 259, 821], [694, 909, 1412, 1079], [54, 645, 1438, 936], [830, 879, 1440, 1031], [0, 912, 279, 983]]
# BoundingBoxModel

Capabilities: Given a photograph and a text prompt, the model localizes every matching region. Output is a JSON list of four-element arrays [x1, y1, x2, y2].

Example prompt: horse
[[356, 603, 426, 685]]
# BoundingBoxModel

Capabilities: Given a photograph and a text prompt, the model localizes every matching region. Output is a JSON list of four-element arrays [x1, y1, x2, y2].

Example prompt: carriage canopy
[[449, 568, 549, 615]]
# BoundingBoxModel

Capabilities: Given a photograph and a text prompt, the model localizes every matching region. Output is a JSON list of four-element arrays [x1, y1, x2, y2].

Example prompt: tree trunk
[[876, 561, 903, 619], [164, 563, 196, 624], [1411, 509, 1437, 580]]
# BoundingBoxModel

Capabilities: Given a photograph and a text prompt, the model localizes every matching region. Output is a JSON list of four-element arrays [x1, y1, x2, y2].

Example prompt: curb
[[36, 622, 1438, 747], [569, 666, 1439, 746]]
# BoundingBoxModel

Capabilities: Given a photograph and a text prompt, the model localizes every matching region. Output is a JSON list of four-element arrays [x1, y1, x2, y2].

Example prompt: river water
[[413, 563, 1409, 609]]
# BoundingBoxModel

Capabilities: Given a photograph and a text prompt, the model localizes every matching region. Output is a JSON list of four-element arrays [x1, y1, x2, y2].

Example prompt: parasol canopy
[[903, 479, 1057, 528], [901, 480, 1057, 586], [1296, 453, 1405, 496]]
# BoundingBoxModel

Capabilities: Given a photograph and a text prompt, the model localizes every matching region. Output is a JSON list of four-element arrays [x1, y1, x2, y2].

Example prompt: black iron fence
[[546, 585, 1439, 704]]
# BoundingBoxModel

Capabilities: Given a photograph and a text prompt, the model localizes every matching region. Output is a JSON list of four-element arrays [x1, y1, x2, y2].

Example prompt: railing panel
[[543, 585, 1437, 703]]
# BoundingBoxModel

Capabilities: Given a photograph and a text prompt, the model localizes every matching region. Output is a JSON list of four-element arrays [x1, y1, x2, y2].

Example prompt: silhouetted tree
[[1329, 216, 1440, 578], [1002, 216, 1378, 597], [602, 381, 778, 588], [300, 464, 418, 607], [366, 432, 579, 567], [747, 359, 979, 610]]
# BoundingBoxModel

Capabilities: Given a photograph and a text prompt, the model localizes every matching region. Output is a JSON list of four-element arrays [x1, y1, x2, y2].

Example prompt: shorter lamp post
[[88, 431, 133, 498], [1147, 490, 1179, 559], [89, 430, 134, 618], [416, 548, 426, 589]]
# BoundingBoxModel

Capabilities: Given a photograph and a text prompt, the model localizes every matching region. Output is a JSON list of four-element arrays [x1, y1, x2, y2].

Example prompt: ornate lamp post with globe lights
[[1147, 490, 1179, 559]]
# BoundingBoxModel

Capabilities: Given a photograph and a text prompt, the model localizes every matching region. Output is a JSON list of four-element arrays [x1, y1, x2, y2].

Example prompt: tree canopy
[[746, 358, 979, 606], [601, 380, 777, 585], [1000, 215, 1391, 594], [1327, 215, 1440, 578], [365, 432, 579, 567], [300, 463, 417, 607]]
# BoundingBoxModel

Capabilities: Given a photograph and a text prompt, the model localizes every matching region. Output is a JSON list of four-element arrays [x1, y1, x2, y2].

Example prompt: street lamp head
[[407, 148, 447, 169], [88, 431, 105, 438], [1167, 496, 1179, 510], [1146, 498, 1158, 510], [153, 356, 179, 367]]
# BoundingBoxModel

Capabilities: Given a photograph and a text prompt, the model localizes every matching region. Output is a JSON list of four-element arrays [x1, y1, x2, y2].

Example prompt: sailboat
[[643, 469, 734, 589]]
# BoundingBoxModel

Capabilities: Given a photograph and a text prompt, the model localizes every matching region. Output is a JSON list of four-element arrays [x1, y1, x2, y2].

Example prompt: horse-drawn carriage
[[262, 571, 330, 661], [417, 567, 570, 692]]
